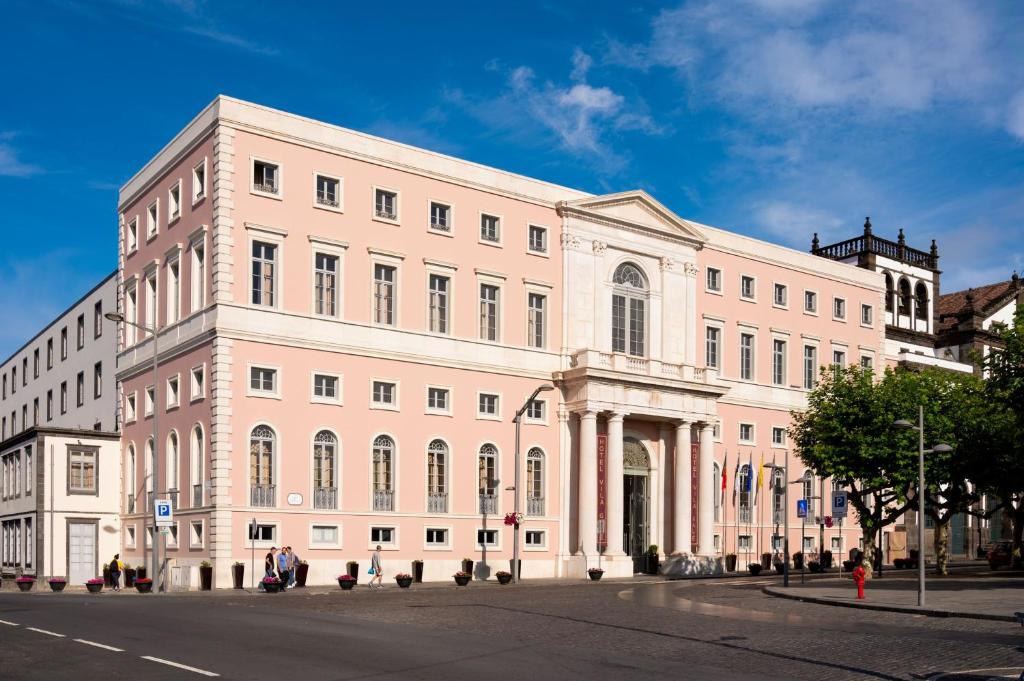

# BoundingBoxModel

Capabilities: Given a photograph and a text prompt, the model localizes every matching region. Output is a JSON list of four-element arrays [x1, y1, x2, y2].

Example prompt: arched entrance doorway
[[622, 437, 651, 573]]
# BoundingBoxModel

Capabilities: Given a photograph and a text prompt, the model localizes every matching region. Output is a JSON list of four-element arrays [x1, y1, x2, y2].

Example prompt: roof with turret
[[937, 273, 1022, 333]]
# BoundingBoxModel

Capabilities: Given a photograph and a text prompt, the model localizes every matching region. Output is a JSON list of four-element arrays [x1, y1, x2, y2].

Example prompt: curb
[[761, 586, 1015, 622]]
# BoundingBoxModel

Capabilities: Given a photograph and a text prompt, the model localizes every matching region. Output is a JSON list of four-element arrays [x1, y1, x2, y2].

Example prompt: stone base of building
[[660, 553, 723, 578]]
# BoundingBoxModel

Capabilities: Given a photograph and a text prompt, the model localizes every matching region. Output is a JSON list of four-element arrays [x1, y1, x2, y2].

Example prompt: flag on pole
[[745, 451, 753, 493], [720, 452, 728, 505], [755, 452, 764, 506], [732, 455, 741, 506]]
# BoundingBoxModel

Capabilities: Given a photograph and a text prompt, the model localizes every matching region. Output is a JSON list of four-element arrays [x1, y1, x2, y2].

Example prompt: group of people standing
[[263, 546, 301, 589]]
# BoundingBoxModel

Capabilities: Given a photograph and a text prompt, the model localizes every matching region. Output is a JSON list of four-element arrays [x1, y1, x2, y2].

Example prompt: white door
[[68, 522, 96, 584]]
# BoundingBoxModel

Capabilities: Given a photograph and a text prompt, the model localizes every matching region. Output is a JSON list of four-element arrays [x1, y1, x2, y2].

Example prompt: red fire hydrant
[[852, 564, 866, 600]]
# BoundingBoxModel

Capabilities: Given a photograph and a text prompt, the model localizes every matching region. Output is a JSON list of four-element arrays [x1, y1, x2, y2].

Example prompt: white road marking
[[26, 627, 65, 637], [141, 656, 219, 677], [0, 619, 19, 626], [74, 638, 124, 652]]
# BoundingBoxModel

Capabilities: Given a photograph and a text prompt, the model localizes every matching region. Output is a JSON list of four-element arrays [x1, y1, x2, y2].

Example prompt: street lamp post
[[763, 450, 790, 587], [511, 384, 554, 584], [106, 312, 162, 592], [894, 406, 953, 608]]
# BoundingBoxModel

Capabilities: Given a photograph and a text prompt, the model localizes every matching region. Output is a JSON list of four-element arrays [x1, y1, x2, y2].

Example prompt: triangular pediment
[[559, 190, 706, 244]]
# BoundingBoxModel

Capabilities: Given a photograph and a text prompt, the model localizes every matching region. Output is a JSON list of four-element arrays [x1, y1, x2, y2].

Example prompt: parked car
[[986, 540, 1012, 569]]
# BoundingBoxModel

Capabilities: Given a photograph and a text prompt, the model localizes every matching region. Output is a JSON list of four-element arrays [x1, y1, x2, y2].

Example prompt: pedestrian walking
[[261, 547, 278, 591], [109, 554, 124, 591], [370, 545, 383, 590], [278, 546, 291, 589], [286, 546, 299, 588]]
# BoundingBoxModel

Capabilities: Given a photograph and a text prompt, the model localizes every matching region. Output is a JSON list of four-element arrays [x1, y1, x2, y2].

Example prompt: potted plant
[[124, 564, 136, 588], [135, 566, 147, 580], [134, 577, 153, 593], [761, 552, 773, 569], [412, 559, 424, 583], [725, 553, 737, 572], [747, 563, 762, 576], [842, 559, 857, 571], [461, 558, 474, 576], [346, 561, 359, 580], [337, 574, 357, 591], [893, 558, 906, 569], [821, 550, 833, 569], [198, 560, 213, 591], [295, 560, 309, 587], [232, 561, 245, 589], [808, 560, 822, 573], [48, 577, 67, 592], [793, 552, 804, 570], [395, 573, 413, 588], [588, 567, 604, 581], [453, 571, 471, 586], [773, 556, 786, 574], [16, 576, 35, 592], [261, 576, 282, 593], [86, 578, 104, 594], [495, 570, 512, 585], [646, 545, 659, 575]]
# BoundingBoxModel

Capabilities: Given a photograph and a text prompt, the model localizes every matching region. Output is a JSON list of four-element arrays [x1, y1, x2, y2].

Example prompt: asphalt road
[[1, 575, 1022, 680]]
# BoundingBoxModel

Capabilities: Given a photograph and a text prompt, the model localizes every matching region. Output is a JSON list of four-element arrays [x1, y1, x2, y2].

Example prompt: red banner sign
[[597, 434, 608, 552], [690, 442, 699, 554]]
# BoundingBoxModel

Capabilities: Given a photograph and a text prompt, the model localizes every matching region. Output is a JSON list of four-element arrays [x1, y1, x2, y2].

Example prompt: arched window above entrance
[[622, 437, 650, 471], [612, 263, 648, 357]]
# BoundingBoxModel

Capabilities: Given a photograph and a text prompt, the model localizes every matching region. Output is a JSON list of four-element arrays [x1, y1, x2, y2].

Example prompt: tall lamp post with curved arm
[[510, 384, 554, 584], [106, 311, 162, 592]]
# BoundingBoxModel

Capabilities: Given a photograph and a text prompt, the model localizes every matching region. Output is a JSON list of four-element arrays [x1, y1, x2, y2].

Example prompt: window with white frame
[[740, 333, 755, 380], [127, 217, 138, 252], [126, 526, 136, 548], [68, 448, 97, 493], [705, 326, 720, 369], [526, 448, 544, 516], [772, 339, 786, 386], [861, 303, 873, 326], [313, 373, 340, 402], [312, 434, 337, 507], [314, 252, 339, 316], [144, 385, 154, 416], [190, 520, 204, 548], [860, 355, 873, 370], [168, 182, 181, 221], [249, 366, 278, 395], [311, 524, 339, 546], [427, 440, 447, 512], [315, 174, 340, 209], [374, 188, 397, 220], [740, 275, 756, 300], [249, 426, 275, 505], [738, 535, 752, 550], [706, 267, 722, 292], [248, 522, 276, 543], [371, 437, 394, 512], [612, 263, 648, 357], [167, 258, 181, 324], [833, 349, 846, 368], [427, 274, 449, 333], [527, 292, 545, 348], [192, 160, 206, 202], [479, 283, 500, 341], [803, 345, 818, 389], [251, 241, 277, 306], [480, 213, 500, 243], [190, 366, 205, 401], [370, 526, 395, 545], [524, 530, 545, 547], [426, 387, 449, 413], [528, 225, 547, 253], [429, 201, 451, 232], [373, 264, 396, 325], [833, 297, 846, 320], [478, 393, 499, 418], [739, 423, 754, 444], [425, 527, 448, 546], [772, 427, 786, 446], [147, 200, 158, 238], [372, 380, 397, 408], [252, 159, 280, 195], [804, 290, 817, 313], [774, 283, 787, 307], [478, 443, 498, 512], [477, 528, 499, 547], [190, 240, 205, 313], [525, 399, 545, 422], [125, 284, 137, 344], [166, 375, 179, 408]]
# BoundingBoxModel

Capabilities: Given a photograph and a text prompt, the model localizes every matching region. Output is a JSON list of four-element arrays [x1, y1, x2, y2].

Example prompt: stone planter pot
[[124, 568, 136, 588], [461, 559, 474, 576], [496, 573, 512, 585], [232, 564, 244, 589], [135, 567, 147, 580], [135, 581, 153, 593], [454, 574, 471, 586], [86, 582, 103, 594], [588, 570, 604, 581], [412, 561, 424, 583], [761, 553, 773, 570], [748, 564, 762, 576], [295, 563, 309, 587], [199, 566, 213, 591], [338, 578, 356, 591], [16, 580, 34, 592], [48, 581, 67, 592], [808, 561, 823, 574], [396, 576, 413, 589], [774, 562, 786, 574], [262, 581, 282, 593], [347, 561, 359, 580], [725, 554, 737, 572]]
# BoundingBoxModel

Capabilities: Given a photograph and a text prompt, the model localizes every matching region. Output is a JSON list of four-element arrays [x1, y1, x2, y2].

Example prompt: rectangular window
[[190, 366, 205, 400], [370, 526, 395, 545], [94, 362, 102, 399], [833, 350, 846, 370], [2, 374, 5, 399], [76, 371, 85, 407], [33, 349, 39, 378], [524, 530, 545, 547], [166, 375, 179, 408], [772, 339, 786, 386], [527, 292, 546, 348], [125, 393, 136, 423], [478, 393, 499, 418], [315, 174, 340, 208], [772, 427, 786, 446], [22, 358, 27, 386], [94, 301, 103, 338], [167, 259, 180, 324], [311, 525, 338, 545], [190, 520, 204, 548], [249, 367, 277, 394], [60, 327, 67, 359], [46, 390, 53, 421], [192, 160, 206, 202], [861, 304, 873, 326], [528, 225, 547, 253], [60, 382, 67, 414], [253, 160, 279, 195], [425, 528, 448, 546], [479, 284, 500, 341], [803, 345, 818, 389], [706, 267, 722, 292], [480, 214, 500, 243], [739, 535, 751, 550], [147, 201, 158, 237], [314, 253, 338, 316], [860, 355, 873, 370], [68, 449, 97, 493], [145, 273, 157, 330], [32, 398, 38, 426], [477, 529, 499, 547], [372, 381, 396, 407], [525, 399, 545, 421], [124, 285, 137, 344], [145, 386, 154, 416], [374, 188, 397, 220], [427, 387, 449, 412], [77, 314, 85, 349], [190, 242, 206, 313], [429, 202, 451, 232], [705, 327, 720, 369], [168, 181, 181, 221], [739, 423, 754, 443], [127, 217, 138, 252], [373, 264, 396, 326], [46, 339, 53, 370], [804, 290, 817, 313], [126, 526, 136, 548], [833, 297, 846, 320], [313, 373, 339, 400], [740, 275, 756, 300], [251, 241, 277, 307], [774, 283, 787, 307], [427, 274, 449, 334], [740, 333, 754, 381], [248, 523, 276, 543]]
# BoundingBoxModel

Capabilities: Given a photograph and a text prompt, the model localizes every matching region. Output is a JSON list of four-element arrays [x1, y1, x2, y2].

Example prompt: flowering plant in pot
[[134, 577, 154, 593], [453, 570, 471, 586], [123, 563, 136, 588], [461, 557, 474, 574], [48, 577, 67, 592], [261, 576, 283, 593], [395, 573, 413, 588], [232, 561, 245, 589], [495, 570, 512, 585], [503, 512, 523, 527], [16, 576, 35, 592], [199, 560, 213, 591], [587, 568, 604, 581], [337, 574, 357, 591], [86, 578, 104, 593], [747, 563, 762, 576]]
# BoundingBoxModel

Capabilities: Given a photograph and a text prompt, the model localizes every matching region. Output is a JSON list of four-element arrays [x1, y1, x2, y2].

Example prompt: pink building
[[115, 97, 883, 586]]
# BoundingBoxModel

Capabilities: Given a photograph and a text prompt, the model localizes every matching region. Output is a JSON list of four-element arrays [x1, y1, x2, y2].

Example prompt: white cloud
[[753, 200, 844, 248], [0, 133, 41, 178], [1007, 90, 1024, 141], [570, 48, 592, 82]]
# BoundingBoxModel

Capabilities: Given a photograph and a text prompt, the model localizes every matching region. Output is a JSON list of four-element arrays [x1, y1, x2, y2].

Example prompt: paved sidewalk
[[764, 573, 1024, 621]]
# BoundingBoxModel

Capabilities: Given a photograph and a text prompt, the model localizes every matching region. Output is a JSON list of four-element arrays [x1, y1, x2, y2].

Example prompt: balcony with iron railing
[[479, 494, 497, 515], [250, 484, 276, 508], [192, 483, 203, 508], [373, 489, 394, 512], [167, 489, 179, 512], [314, 487, 337, 510], [316, 191, 339, 208], [375, 208, 397, 220], [253, 180, 279, 195], [427, 493, 448, 513], [739, 507, 752, 524], [811, 219, 939, 271], [568, 349, 716, 384], [429, 220, 450, 232], [526, 496, 545, 517]]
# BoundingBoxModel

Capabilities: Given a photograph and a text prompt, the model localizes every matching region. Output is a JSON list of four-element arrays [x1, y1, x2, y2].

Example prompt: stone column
[[698, 423, 716, 555], [674, 421, 692, 554], [606, 412, 626, 556], [654, 424, 670, 554], [578, 411, 598, 556]]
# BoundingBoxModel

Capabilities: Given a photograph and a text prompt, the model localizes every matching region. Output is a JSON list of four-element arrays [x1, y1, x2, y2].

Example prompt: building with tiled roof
[[935, 272, 1024, 374]]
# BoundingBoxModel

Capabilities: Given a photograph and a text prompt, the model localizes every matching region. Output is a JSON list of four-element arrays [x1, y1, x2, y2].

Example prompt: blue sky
[[1, 0, 1023, 358]]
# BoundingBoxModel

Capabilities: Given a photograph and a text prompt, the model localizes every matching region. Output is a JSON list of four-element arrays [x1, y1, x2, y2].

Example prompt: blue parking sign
[[155, 499, 173, 526], [796, 499, 808, 518]]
